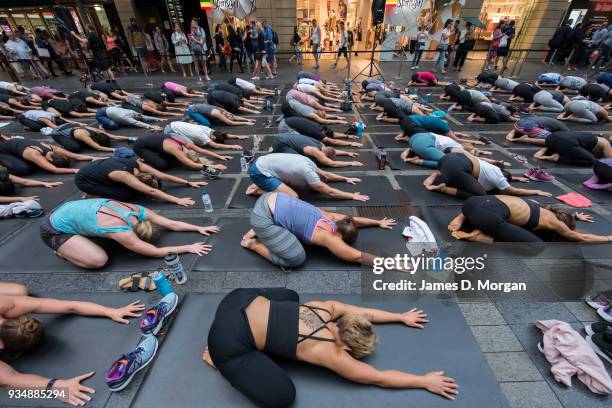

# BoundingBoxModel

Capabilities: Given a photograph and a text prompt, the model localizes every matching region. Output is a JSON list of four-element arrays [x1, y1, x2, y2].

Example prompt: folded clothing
[[556, 192, 592, 208]]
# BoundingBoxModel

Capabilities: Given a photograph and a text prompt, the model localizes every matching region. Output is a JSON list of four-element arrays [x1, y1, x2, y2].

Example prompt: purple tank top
[[273, 193, 336, 243]]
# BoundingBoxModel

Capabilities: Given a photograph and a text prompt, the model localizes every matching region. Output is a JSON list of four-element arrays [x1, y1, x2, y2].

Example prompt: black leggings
[[133, 146, 174, 170], [74, 174, 138, 201], [546, 131, 598, 166], [437, 153, 487, 198], [18, 116, 44, 132], [208, 288, 298, 408], [51, 132, 82, 153], [0, 153, 32, 176], [594, 160, 612, 183], [462, 196, 543, 243]]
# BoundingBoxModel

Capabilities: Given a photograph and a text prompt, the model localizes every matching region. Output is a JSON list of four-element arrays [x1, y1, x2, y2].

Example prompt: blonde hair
[[136, 173, 160, 189], [0, 316, 45, 353], [134, 219, 157, 242], [337, 315, 379, 359]]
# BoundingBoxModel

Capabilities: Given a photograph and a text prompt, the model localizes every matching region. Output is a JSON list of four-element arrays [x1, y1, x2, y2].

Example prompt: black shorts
[[497, 47, 509, 57], [40, 214, 74, 251]]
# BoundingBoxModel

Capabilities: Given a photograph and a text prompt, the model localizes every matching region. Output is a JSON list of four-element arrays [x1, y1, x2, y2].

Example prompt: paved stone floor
[[1, 56, 610, 407]]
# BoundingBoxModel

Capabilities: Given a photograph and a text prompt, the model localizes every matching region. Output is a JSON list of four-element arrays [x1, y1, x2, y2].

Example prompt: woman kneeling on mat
[[242, 192, 395, 268], [162, 81, 206, 97], [43, 124, 129, 153], [0, 282, 144, 406], [41, 99, 96, 118], [121, 96, 184, 117], [187, 103, 256, 127], [534, 131, 612, 166], [0, 81, 30, 97], [204, 287, 456, 407], [0, 165, 63, 204], [96, 107, 165, 132], [448, 195, 611, 244], [525, 89, 570, 113], [40, 198, 219, 269], [557, 100, 612, 124], [283, 100, 348, 125], [535, 73, 562, 87], [467, 102, 519, 123], [376, 98, 430, 123], [423, 152, 552, 198], [506, 117, 568, 145], [207, 89, 261, 114], [18, 110, 70, 131], [287, 89, 342, 113], [583, 158, 612, 190], [407, 71, 448, 86], [76, 156, 207, 206], [228, 77, 275, 96], [397, 116, 480, 145], [475, 71, 518, 92]]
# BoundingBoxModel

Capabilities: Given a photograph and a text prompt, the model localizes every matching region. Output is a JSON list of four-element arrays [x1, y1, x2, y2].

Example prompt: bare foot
[[241, 234, 256, 249], [203, 347, 216, 369], [245, 183, 263, 196], [448, 216, 464, 232], [244, 228, 256, 240], [451, 230, 480, 240]]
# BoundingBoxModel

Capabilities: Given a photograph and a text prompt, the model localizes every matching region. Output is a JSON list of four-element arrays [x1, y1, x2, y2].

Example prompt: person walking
[[452, 22, 474, 71], [331, 21, 349, 68], [172, 23, 193, 77], [263, 20, 276, 76], [435, 20, 454, 74], [411, 26, 429, 70], [154, 26, 175, 73], [34, 29, 58, 77], [310, 19, 321, 69]]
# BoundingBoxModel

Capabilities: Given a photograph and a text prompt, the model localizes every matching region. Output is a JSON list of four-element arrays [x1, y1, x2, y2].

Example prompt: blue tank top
[[273, 193, 335, 243], [51, 199, 147, 237]]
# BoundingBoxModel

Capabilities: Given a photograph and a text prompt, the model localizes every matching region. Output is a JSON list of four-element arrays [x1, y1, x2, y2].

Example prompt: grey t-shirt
[[273, 133, 321, 155], [390, 98, 414, 114], [191, 103, 215, 117], [255, 153, 320, 187], [532, 116, 568, 132]]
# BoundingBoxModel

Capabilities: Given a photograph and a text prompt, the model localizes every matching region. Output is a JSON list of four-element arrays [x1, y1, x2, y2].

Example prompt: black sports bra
[[297, 304, 336, 344]]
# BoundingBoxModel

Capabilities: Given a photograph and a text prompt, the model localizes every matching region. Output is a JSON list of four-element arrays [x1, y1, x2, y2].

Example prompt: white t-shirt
[[255, 153, 320, 187], [296, 84, 317, 94], [0, 82, 13, 91], [298, 78, 318, 86], [24, 110, 57, 121], [310, 27, 320, 44], [477, 160, 510, 191], [166, 121, 212, 146], [236, 78, 256, 91], [440, 28, 452, 45], [433, 134, 461, 150]]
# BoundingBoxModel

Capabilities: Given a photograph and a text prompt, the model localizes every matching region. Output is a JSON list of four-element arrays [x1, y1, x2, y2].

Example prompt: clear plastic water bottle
[[153, 269, 174, 296], [201, 191, 213, 213], [164, 253, 187, 284], [240, 155, 248, 173], [253, 134, 260, 150]]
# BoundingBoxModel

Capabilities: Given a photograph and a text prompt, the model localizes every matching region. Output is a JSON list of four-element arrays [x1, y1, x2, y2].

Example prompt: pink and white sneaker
[[524, 168, 555, 182]]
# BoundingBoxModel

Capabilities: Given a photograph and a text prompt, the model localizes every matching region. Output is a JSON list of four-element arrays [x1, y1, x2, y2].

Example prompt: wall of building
[[514, 0, 570, 56], [254, 0, 297, 52], [112, 0, 138, 45]]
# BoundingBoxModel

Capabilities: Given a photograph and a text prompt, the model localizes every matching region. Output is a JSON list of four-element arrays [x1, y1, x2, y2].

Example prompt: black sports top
[[77, 157, 139, 187], [0, 139, 51, 158], [134, 133, 182, 152], [297, 305, 336, 344]]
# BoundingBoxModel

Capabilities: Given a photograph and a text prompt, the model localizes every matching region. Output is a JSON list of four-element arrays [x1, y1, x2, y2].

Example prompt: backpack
[[272, 30, 278, 46], [340, 100, 352, 111]]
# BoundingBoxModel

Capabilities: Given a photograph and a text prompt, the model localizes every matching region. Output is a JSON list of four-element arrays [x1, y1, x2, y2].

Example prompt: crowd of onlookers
[[547, 18, 612, 70]]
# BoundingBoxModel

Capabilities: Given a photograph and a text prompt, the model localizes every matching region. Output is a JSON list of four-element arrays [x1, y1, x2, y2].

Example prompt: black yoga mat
[[387, 150, 433, 171], [132, 177, 235, 210], [0, 218, 29, 244], [192, 217, 411, 272], [506, 148, 588, 170], [260, 135, 374, 151], [0, 292, 154, 407], [228, 176, 403, 208], [132, 293, 508, 408], [557, 173, 611, 204], [0, 217, 213, 273], [13, 179, 80, 210], [370, 133, 407, 148], [421, 206, 612, 259]]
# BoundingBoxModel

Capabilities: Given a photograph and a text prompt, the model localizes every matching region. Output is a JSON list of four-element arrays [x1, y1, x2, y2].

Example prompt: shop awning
[[462, 17, 486, 30]]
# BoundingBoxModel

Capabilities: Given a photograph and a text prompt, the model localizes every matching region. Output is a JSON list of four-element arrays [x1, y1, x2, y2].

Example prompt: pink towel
[[556, 192, 592, 208], [536, 320, 612, 395]]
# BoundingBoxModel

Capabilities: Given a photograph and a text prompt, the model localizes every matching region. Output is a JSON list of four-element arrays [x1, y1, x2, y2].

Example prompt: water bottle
[[376, 149, 387, 170], [128, 136, 137, 143], [201, 191, 213, 213], [164, 253, 187, 284], [153, 269, 174, 296], [423, 93, 431, 104], [356, 121, 364, 137], [240, 155, 248, 173], [253, 134, 260, 150]]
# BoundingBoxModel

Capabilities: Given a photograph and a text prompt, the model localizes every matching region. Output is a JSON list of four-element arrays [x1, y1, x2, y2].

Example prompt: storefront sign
[[590, 0, 612, 12], [211, 0, 256, 21]]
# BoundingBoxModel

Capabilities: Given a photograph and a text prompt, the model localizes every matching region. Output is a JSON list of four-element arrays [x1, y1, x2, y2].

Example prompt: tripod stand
[[352, 24, 384, 82]]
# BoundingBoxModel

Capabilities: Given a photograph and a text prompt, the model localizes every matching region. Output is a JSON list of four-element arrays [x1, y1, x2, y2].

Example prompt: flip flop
[[119, 272, 158, 292]]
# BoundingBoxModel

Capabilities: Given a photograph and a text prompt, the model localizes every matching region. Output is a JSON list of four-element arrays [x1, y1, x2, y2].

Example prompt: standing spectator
[[34, 29, 57, 77], [331, 21, 348, 68], [593, 25, 612, 69], [251, 21, 273, 80], [586, 23, 609, 67], [227, 25, 244, 73], [4, 32, 37, 79], [190, 18, 210, 80], [354, 18, 362, 56], [44, 31, 72, 75], [567, 22, 590, 71], [144, 31, 159, 71], [452, 22, 474, 71], [445, 20, 461, 69], [496, 20, 515, 69], [262, 19, 276, 76], [214, 24, 227, 72], [435, 20, 454, 74], [191, 24, 210, 79], [485, 20, 505, 70], [17, 27, 49, 79], [242, 25, 254, 70], [70, 25, 114, 81], [103, 27, 127, 74], [154, 26, 175, 73], [128, 18, 150, 74], [289, 26, 303, 65], [172, 23, 193, 77], [546, 19, 573, 64], [411, 26, 429, 70], [310, 19, 321, 69]]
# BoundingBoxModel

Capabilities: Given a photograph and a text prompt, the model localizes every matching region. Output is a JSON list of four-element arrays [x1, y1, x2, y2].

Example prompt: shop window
[[94, 5, 111, 30], [478, 0, 525, 39]]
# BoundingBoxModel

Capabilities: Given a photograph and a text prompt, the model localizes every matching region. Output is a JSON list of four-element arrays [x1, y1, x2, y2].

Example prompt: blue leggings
[[187, 108, 211, 127], [96, 109, 120, 130], [410, 132, 444, 168]]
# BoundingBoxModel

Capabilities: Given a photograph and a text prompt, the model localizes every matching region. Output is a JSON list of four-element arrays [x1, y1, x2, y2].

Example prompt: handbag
[[499, 34, 508, 48], [36, 47, 50, 58]]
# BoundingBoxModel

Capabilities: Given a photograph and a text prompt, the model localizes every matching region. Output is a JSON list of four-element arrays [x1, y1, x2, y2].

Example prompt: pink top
[[288, 89, 315, 105], [31, 86, 61, 98], [417, 72, 436, 84], [164, 82, 180, 92], [104, 35, 117, 51]]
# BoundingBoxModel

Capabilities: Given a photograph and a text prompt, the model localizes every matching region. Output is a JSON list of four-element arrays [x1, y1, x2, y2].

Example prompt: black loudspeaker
[[371, 0, 386, 25]]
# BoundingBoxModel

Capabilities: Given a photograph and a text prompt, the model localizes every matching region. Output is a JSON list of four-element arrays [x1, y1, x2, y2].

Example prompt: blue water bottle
[[356, 121, 364, 137], [153, 269, 174, 296]]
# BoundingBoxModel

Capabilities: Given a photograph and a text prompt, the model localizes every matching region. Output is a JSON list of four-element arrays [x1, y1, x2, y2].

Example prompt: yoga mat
[[370, 133, 407, 148], [421, 206, 612, 259], [13, 180, 80, 210], [25, 159, 94, 178], [387, 150, 434, 171], [0, 218, 29, 244], [260, 135, 373, 151], [228, 176, 403, 208], [506, 148, 588, 170], [0, 217, 213, 273], [193, 217, 410, 272], [132, 177, 235, 210], [133, 293, 508, 408], [557, 173, 611, 204], [0, 292, 153, 407]]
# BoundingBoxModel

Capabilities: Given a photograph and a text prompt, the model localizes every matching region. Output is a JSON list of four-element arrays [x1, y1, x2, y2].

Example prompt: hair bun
[[19, 316, 42, 335]]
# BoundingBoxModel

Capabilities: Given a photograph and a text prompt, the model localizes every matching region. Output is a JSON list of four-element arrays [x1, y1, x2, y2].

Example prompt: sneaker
[[525, 168, 555, 182], [586, 328, 612, 364], [105, 336, 159, 391], [585, 321, 611, 336], [586, 292, 612, 310], [201, 167, 222, 180], [511, 153, 528, 164], [140, 293, 178, 336], [597, 306, 612, 324]]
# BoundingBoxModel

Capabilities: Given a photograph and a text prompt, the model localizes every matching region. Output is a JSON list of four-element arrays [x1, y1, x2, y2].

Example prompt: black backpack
[[272, 30, 279, 46]]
